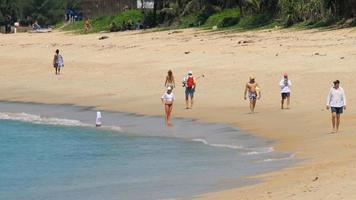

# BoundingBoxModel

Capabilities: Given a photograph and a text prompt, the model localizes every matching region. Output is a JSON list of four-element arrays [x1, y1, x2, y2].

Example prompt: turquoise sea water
[[0, 102, 296, 200]]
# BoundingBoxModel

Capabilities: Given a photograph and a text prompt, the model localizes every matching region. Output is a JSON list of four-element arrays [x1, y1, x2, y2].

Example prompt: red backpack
[[187, 76, 194, 88]]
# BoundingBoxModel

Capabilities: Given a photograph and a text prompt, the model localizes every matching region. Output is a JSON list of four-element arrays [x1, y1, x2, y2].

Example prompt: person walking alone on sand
[[279, 73, 292, 109], [326, 80, 346, 133], [53, 49, 64, 75], [165, 70, 175, 89], [244, 76, 261, 113], [182, 71, 196, 109], [161, 87, 175, 127]]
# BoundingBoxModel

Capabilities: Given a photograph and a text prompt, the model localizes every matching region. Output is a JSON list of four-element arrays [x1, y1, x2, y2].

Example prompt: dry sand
[[1, 27, 356, 199]]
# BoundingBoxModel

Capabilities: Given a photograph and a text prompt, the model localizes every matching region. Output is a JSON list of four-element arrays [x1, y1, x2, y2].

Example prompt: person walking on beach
[[161, 87, 175, 127], [326, 80, 346, 133], [165, 70, 175, 89], [279, 73, 292, 109], [182, 71, 196, 109], [244, 76, 261, 113], [96, 111, 102, 127], [53, 49, 64, 75]]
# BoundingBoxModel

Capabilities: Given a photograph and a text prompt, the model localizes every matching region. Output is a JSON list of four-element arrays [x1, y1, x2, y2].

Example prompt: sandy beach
[[1, 27, 356, 199]]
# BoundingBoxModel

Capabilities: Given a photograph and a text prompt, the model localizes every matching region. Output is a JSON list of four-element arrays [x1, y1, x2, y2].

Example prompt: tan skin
[[326, 83, 346, 133], [161, 89, 174, 127], [84, 19, 91, 33], [244, 79, 261, 113], [165, 71, 175, 89]]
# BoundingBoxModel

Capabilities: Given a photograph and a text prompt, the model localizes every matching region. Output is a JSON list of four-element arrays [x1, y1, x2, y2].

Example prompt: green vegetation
[[204, 8, 241, 28], [62, 10, 143, 33], [1, 0, 356, 33]]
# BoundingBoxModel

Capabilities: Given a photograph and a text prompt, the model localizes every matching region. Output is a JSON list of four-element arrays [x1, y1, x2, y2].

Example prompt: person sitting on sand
[[161, 87, 175, 127], [182, 71, 196, 109], [96, 111, 102, 127], [32, 20, 41, 30], [244, 76, 261, 113], [279, 73, 292, 109], [84, 18, 91, 33], [109, 22, 119, 32], [53, 49, 64, 75], [165, 70, 175, 89], [326, 80, 346, 133]]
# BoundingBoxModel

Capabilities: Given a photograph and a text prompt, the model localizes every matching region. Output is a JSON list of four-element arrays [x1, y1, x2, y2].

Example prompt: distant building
[[137, 0, 154, 9]]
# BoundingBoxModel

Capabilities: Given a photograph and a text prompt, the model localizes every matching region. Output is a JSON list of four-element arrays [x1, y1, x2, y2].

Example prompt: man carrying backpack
[[183, 71, 196, 109]]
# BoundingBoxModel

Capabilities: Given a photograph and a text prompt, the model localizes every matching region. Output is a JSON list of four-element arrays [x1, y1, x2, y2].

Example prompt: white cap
[[188, 70, 193, 75], [167, 86, 172, 90]]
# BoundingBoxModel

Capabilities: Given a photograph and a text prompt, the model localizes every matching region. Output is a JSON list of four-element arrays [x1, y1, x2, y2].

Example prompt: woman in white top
[[326, 80, 346, 133], [161, 87, 175, 127]]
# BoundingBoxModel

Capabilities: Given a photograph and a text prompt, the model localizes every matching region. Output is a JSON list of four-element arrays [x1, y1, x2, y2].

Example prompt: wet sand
[[1, 28, 356, 199]]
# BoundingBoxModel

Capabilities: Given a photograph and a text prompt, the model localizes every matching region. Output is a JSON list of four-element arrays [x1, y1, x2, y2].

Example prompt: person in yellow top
[[244, 76, 261, 113], [84, 18, 91, 33]]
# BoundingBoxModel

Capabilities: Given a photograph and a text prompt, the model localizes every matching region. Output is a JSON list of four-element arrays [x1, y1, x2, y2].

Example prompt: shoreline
[[1, 28, 356, 199], [0, 100, 296, 199]]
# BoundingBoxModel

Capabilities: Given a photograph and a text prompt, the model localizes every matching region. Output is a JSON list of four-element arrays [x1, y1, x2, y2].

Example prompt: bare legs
[[55, 67, 61, 75], [281, 97, 290, 109], [250, 99, 256, 113], [164, 104, 173, 127], [331, 112, 341, 133], [185, 96, 194, 109]]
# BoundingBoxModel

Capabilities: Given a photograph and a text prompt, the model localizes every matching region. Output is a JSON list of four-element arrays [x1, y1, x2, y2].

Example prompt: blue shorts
[[185, 88, 195, 98], [331, 107, 343, 114], [281, 92, 290, 99]]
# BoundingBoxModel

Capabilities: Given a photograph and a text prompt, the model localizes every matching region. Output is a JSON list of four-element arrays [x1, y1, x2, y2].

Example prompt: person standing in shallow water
[[161, 87, 175, 127], [96, 111, 102, 127], [53, 49, 64, 75], [326, 80, 346, 133], [165, 70, 175, 89], [279, 73, 292, 109], [244, 76, 261, 113]]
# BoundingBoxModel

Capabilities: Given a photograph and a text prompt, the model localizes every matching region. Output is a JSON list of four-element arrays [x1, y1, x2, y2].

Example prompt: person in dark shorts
[[182, 71, 196, 109], [326, 80, 346, 133], [244, 76, 261, 113], [279, 73, 292, 109]]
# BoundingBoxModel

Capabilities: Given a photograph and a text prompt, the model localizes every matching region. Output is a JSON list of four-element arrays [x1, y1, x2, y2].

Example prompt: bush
[[111, 9, 143, 30], [62, 10, 144, 33], [204, 8, 240, 28]]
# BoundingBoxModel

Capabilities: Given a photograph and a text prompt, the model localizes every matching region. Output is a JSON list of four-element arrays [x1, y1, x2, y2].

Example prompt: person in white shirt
[[96, 111, 102, 127], [326, 80, 346, 133], [279, 73, 292, 109], [161, 87, 175, 127]]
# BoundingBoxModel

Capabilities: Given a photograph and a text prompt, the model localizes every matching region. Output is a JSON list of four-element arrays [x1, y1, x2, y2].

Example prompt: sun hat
[[167, 86, 172, 90], [188, 71, 193, 75]]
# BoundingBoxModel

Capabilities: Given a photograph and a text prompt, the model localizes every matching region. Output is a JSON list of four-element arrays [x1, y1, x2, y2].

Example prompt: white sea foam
[[192, 138, 243, 149], [261, 153, 296, 162], [244, 147, 275, 155], [0, 112, 122, 131], [0, 112, 90, 127]]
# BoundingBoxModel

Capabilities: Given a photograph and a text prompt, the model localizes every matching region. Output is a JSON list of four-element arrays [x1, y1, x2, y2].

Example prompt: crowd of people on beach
[[53, 49, 346, 133], [160, 70, 346, 133]]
